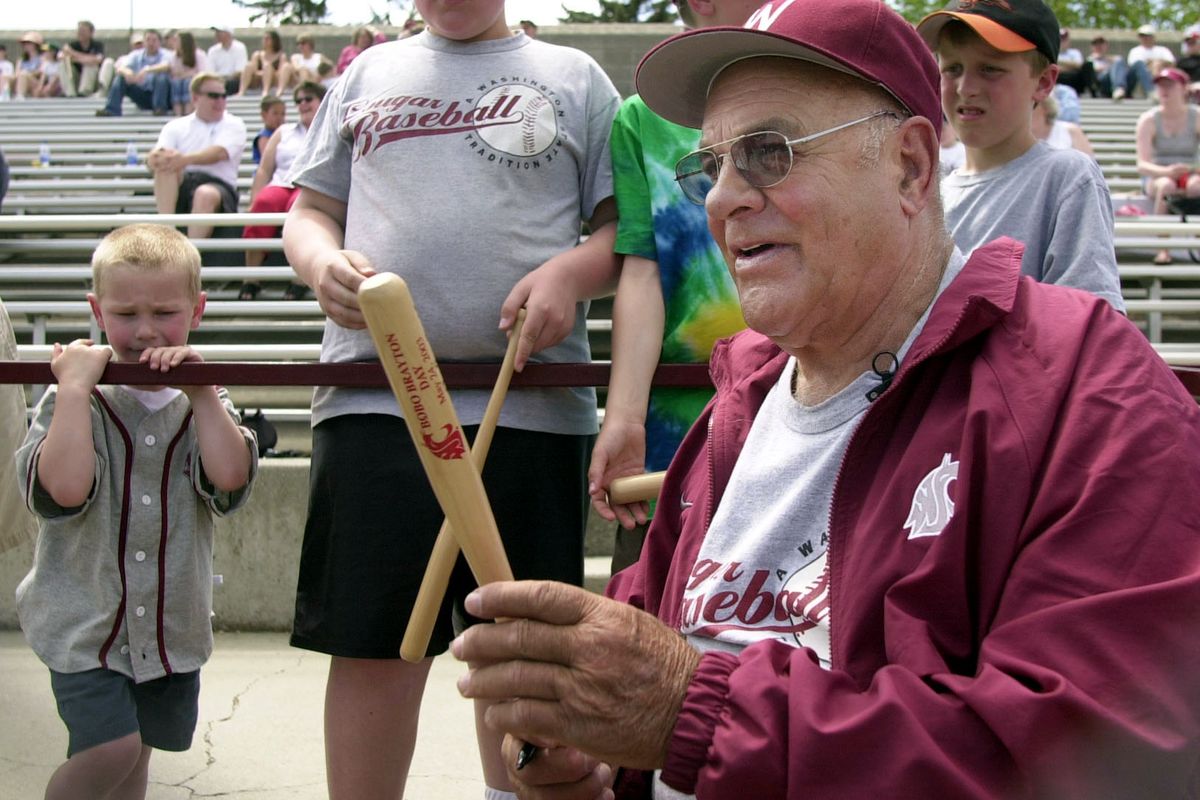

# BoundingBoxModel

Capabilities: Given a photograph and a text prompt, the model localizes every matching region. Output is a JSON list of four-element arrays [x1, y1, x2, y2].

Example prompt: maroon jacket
[[609, 239, 1200, 799]]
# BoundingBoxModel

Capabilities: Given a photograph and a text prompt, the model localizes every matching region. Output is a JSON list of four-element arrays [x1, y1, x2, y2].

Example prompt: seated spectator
[[252, 95, 286, 164], [207, 26, 248, 95], [1055, 28, 1093, 97], [275, 33, 323, 95], [97, 29, 172, 116], [240, 81, 328, 300], [336, 27, 375, 75], [1032, 93, 1094, 156], [236, 30, 286, 96], [400, 18, 425, 39], [1088, 36, 1116, 97], [317, 59, 336, 89], [36, 44, 63, 97], [59, 20, 105, 98], [148, 72, 247, 240], [1051, 83, 1080, 122], [13, 32, 44, 101], [1135, 67, 1200, 264], [519, 20, 538, 38], [96, 33, 143, 97], [0, 146, 8, 211], [1179, 26, 1200, 102], [169, 31, 207, 116], [0, 45, 13, 101], [1114, 24, 1175, 100]]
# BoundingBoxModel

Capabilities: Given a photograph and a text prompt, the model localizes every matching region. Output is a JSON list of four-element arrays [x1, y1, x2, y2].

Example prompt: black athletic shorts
[[176, 171, 238, 214], [291, 414, 592, 659]]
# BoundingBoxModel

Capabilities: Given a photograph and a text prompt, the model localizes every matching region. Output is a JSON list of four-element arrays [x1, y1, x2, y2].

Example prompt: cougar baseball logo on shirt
[[343, 79, 561, 165], [903, 452, 959, 539]]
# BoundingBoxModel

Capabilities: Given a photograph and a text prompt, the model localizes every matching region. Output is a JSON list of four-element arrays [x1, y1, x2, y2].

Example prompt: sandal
[[238, 282, 262, 300], [1153, 252, 1173, 266], [283, 282, 309, 301]]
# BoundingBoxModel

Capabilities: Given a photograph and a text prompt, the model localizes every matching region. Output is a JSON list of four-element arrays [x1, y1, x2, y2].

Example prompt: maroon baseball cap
[[1153, 67, 1189, 86], [635, 0, 942, 136]]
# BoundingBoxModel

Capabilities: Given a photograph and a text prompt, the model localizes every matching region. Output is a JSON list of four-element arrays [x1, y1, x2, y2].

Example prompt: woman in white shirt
[[240, 80, 327, 300], [274, 33, 324, 96], [1032, 94, 1094, 157]]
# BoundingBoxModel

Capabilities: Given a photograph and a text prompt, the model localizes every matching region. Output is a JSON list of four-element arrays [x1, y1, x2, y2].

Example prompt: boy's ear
[[190, 291, 207, 331], [86, 293, 106, 332], [1033, 63, 1059, 103]]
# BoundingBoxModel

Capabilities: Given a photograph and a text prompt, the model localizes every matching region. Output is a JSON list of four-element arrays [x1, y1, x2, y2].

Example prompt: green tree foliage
[[887, 1, 1195, 31], [560, 1, 1195, 31], [560, 0, 678, 24], [232, 0, 330, 25]]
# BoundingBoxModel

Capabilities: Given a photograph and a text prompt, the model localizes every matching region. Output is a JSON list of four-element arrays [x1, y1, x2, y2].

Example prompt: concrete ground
[[0, 631, 484, 799]]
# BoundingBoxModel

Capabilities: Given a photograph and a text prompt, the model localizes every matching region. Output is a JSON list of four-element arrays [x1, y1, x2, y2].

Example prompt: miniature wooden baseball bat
[[608, 470, 667, 505], [399, 309, 525, 662], [358, 273, 514, 594]]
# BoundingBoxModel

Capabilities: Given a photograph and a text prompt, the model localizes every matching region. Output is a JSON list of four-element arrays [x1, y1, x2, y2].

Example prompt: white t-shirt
[[0, 59, 14, 77], [269, 122, 309, 187], [1128, 44, 1175, 66], [1059, 46, 1084, 66], [291, 51, 322, 72], [155, 112, 247, 188], [207, 40, 248, 75]]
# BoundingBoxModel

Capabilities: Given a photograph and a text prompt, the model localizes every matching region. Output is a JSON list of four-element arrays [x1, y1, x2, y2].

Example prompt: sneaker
[[95, 108, 117, 116], [1112, 87, 1126, 101]]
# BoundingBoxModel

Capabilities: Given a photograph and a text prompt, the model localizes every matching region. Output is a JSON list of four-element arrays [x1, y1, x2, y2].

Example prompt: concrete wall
[[0, 23, 677, 100], [2, 23, 1187, 101], [0, 459, 617, 632]]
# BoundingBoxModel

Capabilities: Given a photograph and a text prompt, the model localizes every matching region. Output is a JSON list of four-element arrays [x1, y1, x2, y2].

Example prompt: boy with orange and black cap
[[918, 0, 1123, 311]]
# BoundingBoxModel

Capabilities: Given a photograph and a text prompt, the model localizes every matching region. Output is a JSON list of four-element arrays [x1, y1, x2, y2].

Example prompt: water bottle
[[38, 141, 51, 167], [125, 141, 138, 166]]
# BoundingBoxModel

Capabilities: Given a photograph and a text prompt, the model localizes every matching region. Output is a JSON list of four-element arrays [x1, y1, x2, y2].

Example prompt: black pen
[[515, 740, 539, 770]]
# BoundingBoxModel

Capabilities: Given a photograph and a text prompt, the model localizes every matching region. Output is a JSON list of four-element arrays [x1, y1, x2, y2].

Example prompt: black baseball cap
[[917, 0, 1060, 63]]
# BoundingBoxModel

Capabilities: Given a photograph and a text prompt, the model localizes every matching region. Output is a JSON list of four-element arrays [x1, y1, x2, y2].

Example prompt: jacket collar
[[709, 236, 1024, 391]]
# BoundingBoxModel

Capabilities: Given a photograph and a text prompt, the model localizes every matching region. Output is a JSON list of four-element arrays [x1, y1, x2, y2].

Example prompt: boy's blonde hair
[[938, 20, 1051, 75], [91, 224, 202, 300]]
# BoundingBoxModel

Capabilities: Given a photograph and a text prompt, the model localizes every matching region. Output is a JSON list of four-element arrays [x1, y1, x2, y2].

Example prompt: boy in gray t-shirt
[[281, 3, 621, 797], [918, 1, 1123, 311]]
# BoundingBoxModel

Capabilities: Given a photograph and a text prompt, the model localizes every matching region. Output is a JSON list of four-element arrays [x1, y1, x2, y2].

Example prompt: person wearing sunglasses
[[451, 1, 1200, 798], [241, 81, 328, 300], [147, 71, 247, 241]]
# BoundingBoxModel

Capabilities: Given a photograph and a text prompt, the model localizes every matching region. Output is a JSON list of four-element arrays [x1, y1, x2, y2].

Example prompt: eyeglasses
[[201, 91, 227, 100], [674, 111, 896, 205], [295, 95, 317, 105]]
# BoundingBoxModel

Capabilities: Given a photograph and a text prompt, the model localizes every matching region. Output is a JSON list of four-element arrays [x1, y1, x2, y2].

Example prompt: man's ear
[[87, 293, 107, 332], [897, 117, 940, 218]]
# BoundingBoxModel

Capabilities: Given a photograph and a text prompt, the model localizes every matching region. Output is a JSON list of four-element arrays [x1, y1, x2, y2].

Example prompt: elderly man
[[96, 29, 171, 116], [148, 72, 246, 240], [59, 20, 104, 98], [452, 1, 1200, 798]]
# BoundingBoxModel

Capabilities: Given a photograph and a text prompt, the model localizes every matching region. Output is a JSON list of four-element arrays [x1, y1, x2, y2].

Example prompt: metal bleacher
[[0, 95, 1197, 452]]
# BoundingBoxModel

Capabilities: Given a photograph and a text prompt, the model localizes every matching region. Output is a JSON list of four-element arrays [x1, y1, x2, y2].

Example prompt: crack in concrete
[[162, 648, 312, 797]]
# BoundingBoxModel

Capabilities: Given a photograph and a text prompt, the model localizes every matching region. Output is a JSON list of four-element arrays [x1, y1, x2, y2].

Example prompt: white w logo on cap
[[745, 0, 798, 31]]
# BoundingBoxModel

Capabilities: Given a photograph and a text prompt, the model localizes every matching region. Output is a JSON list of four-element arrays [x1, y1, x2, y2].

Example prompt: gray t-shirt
[[289, 31, 620, 434], [941, 141, 1124, 311]]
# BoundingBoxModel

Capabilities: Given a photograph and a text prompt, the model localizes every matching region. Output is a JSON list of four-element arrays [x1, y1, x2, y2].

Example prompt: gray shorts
[[50, 668, 200, 757]]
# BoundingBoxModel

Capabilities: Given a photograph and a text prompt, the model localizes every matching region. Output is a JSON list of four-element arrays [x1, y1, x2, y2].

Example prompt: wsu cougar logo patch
[[424, 424, 467, 461], [903, 453, 959, 539]]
